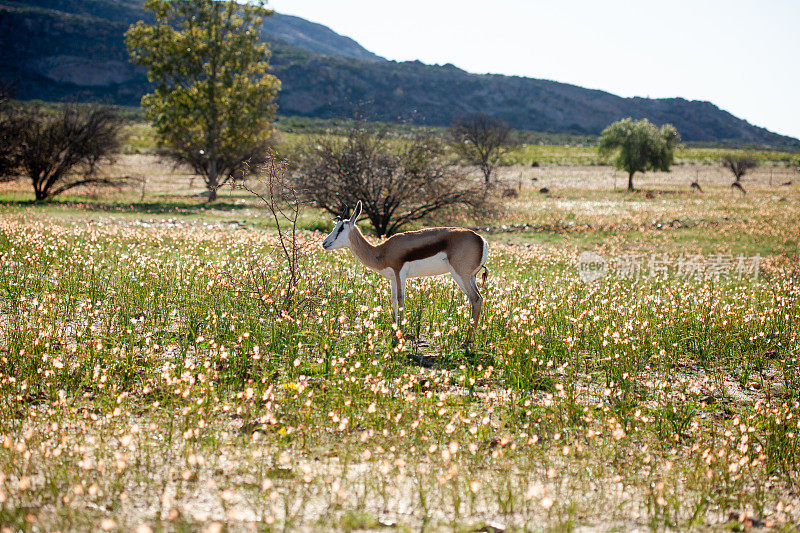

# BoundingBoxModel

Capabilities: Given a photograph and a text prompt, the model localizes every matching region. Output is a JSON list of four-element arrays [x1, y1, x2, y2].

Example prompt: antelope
[[322, 201, 489, 343], [731, 181, 747, 195]]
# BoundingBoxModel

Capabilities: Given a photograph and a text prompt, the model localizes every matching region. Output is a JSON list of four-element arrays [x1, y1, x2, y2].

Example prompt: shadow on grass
[[612, 188, 688, 196], [402, 334, 498, 371]]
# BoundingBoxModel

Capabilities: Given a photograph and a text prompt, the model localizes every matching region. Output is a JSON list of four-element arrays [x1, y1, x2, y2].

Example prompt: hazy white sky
[[268, 0, 800, 139]]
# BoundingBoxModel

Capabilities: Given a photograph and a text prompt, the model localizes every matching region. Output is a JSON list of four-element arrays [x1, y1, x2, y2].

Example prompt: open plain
[[1, 154, 799, 531]]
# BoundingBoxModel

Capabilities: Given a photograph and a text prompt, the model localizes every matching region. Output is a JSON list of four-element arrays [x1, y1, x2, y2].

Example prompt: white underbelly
[[404, 252, 451, 278]]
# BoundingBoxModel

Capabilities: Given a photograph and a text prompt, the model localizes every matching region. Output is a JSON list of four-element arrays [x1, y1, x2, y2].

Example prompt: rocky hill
[[1, 0, 797, 148], [262, 12, 383, 62]]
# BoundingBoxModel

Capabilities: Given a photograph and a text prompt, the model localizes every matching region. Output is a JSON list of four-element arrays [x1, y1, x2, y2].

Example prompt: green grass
[[111, 115, 800, 166], [0, 183, 798, 529], [502, 144, 800, 167], [120, 121, 159, 154], [502, 144, 602, 166]]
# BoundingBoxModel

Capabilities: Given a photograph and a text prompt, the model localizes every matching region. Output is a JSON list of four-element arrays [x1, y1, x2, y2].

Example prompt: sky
[[267, 0, 800, 140]]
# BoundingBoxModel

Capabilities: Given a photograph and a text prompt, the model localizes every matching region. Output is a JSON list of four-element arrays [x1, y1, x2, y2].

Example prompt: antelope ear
[[349, 201, 362, 225]]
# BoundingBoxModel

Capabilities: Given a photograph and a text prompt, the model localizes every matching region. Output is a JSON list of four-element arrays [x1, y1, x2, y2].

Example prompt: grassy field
[[116, 118, 800, 168], [1, 158, 799, 531], [502, 144, 800, 167]]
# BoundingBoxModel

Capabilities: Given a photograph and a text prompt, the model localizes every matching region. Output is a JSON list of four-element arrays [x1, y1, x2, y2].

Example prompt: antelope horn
[[339, 204, 348, 220]]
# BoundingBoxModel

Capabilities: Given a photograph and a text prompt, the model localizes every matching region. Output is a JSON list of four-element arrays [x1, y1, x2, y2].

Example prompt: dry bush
[[296, 124, 488, 237], [14, 103, 123, 201], [449, 113, 513, 185], [721, 153, 758, 182], [236, 155, 316, 312]]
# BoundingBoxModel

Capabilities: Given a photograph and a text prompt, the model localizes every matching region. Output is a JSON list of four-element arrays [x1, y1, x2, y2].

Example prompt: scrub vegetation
[[0, 152, 798, 531]]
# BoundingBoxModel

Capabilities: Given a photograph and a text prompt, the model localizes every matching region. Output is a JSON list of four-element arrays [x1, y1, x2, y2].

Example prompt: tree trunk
[[207, 3, 220, 204], [482, 164, 491, 185], [33, 178, 46, 201], [207, 160, 218, 202], [373, 214, 388, 238], [627, 171, 635, 191]]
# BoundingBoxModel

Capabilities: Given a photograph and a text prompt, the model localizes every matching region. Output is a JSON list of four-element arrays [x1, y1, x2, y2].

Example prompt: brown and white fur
[[322, 201, 489, 342]]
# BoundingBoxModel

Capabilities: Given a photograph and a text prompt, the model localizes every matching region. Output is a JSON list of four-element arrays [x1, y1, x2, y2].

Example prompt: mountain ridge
[[263, 12, 383, 62], [1, 0, 797, 149]]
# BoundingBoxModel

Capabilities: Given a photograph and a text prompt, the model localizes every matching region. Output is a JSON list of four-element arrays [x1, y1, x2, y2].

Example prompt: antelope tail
[[481, 265, 489, 287]]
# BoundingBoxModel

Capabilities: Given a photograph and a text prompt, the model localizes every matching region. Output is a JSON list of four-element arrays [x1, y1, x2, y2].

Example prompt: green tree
[[126, 0, 280, 201], [599, 118, 679, 191]]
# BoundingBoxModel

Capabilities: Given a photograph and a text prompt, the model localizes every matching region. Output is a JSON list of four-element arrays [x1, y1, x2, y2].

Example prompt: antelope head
[[322, 201, 362, 250]]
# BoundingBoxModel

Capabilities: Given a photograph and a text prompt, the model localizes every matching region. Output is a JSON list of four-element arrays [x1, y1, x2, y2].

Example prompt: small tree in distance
[[599, 117, 680, 191], [15, 104, 122, 201], [126, 0, 280, 201], [297, 126, 486, 237], [721, 153, 758, 182], [449, 113, 513, 185]]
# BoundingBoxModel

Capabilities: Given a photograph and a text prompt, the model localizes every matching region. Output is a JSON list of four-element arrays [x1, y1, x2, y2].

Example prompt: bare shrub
[[449, 113, 513, 185], [296, 125, 488, 237], [236, 155, 315, 312], [722, 153, 758, 182], [15, 103, 123, 201]]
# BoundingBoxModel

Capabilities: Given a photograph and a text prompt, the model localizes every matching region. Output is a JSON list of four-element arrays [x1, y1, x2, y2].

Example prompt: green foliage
[[599, 118, 680, 190], [126, 0, 280, 200]]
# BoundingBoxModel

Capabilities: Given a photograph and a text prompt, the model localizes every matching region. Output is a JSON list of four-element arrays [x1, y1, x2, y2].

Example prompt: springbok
[[322, 201, 489, 342]]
